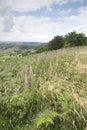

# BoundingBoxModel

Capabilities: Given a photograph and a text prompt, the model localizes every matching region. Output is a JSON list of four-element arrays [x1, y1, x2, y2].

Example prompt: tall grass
[[0, 46, 87, 130]]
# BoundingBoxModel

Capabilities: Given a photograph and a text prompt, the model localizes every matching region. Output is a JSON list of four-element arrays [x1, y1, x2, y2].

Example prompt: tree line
[[36, 31, 87, 53]]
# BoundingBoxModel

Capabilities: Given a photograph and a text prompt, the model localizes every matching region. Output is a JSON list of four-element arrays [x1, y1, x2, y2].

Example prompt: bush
[[65, 31, 87, 47], [48, 36, 64, 50]]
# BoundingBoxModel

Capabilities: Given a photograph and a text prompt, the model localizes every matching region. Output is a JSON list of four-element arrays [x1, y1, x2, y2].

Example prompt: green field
[[0, 46, 87, 130]]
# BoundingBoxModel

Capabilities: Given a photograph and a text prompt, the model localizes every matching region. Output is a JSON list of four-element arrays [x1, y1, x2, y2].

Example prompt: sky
[[0, 0, 87, 42]]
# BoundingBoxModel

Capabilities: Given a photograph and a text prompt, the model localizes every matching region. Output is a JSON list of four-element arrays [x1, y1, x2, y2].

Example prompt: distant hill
[[0, 41, 47, 56], [0, 41, 46, 46]]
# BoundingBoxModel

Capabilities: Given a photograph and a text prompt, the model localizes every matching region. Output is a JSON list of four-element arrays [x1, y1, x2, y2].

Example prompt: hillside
[[0, 46, 87, 130], [0, 42, 47, 56]]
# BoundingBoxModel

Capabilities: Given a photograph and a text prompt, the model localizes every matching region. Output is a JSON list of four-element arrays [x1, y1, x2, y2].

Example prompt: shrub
[[65, 31, 87, 47], [48, 36, 64, 50]]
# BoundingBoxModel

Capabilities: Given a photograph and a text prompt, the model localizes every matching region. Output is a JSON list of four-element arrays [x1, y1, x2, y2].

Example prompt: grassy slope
[[0, 46, 87, 130], [0, 45, 36, 57]]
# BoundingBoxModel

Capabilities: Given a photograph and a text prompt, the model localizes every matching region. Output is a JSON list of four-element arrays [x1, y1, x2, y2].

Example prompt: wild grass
[[0, 46, 87, 130]]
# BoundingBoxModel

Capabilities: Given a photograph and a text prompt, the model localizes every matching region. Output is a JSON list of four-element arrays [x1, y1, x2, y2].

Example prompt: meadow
[[0, 46, 87, 130]]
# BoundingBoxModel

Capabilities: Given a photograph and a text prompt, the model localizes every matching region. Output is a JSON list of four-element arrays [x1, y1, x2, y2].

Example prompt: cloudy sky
[[0, 0, 87, 42]]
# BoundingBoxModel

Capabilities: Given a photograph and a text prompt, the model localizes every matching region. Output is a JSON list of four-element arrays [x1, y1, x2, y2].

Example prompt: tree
[[65, 31, 87, 47], [48, 35, 64, 50]]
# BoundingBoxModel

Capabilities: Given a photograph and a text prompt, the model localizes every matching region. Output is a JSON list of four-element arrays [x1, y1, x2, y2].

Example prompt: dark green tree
[[48, 35, 64, 50], [65, 31, 87, 47]]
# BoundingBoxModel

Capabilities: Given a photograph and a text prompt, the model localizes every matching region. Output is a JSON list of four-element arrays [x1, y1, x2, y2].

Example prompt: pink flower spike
[[29, 66, 33, 75]]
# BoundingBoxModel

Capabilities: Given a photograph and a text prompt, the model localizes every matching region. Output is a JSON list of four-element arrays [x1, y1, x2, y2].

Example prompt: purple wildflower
[[29, 66, 33, 75]]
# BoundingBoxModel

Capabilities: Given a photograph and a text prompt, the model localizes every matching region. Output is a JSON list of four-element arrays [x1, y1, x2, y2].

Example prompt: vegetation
[[36, 45, 48, 53], [64, 31, 87, 47], [1, 31, 87, 55], [0, 46, 87, 130], [44, 31, 87, 52], [48, 35, 64, 50]]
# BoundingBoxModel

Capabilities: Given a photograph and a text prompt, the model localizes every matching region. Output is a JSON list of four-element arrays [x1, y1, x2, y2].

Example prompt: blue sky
[[0, 0, 87, 42]]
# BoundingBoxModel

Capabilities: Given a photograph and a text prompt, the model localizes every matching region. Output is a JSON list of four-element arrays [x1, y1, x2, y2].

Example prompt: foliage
[[36, 109, 58, 128], [65, 31, 87, 47], [36, 45, 48, 53], [48, 35, 64, 50], [47, 31, 87, 51], [0, 46, 87, 130]]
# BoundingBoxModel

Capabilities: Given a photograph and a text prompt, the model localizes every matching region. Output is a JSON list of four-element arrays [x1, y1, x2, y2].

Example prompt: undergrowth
[[0, 46, 87, 130]]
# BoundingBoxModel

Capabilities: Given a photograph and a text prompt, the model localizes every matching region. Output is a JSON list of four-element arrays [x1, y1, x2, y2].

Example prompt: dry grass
[[72, 93, 87, 111]]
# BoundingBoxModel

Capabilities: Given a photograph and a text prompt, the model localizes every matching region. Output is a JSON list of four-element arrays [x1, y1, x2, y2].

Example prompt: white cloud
[[70, 24, 87, 35], [57, 8, 72, 16], [0, 0, 68, 33], [2, 15, 14, 32], [0, 1, 87, 41], [72, 0, 84, 2], [0, 16, 60, 41], [46, 7, 53, 13], [78, 6, 87, 16], [0, 0, 68, 14]]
